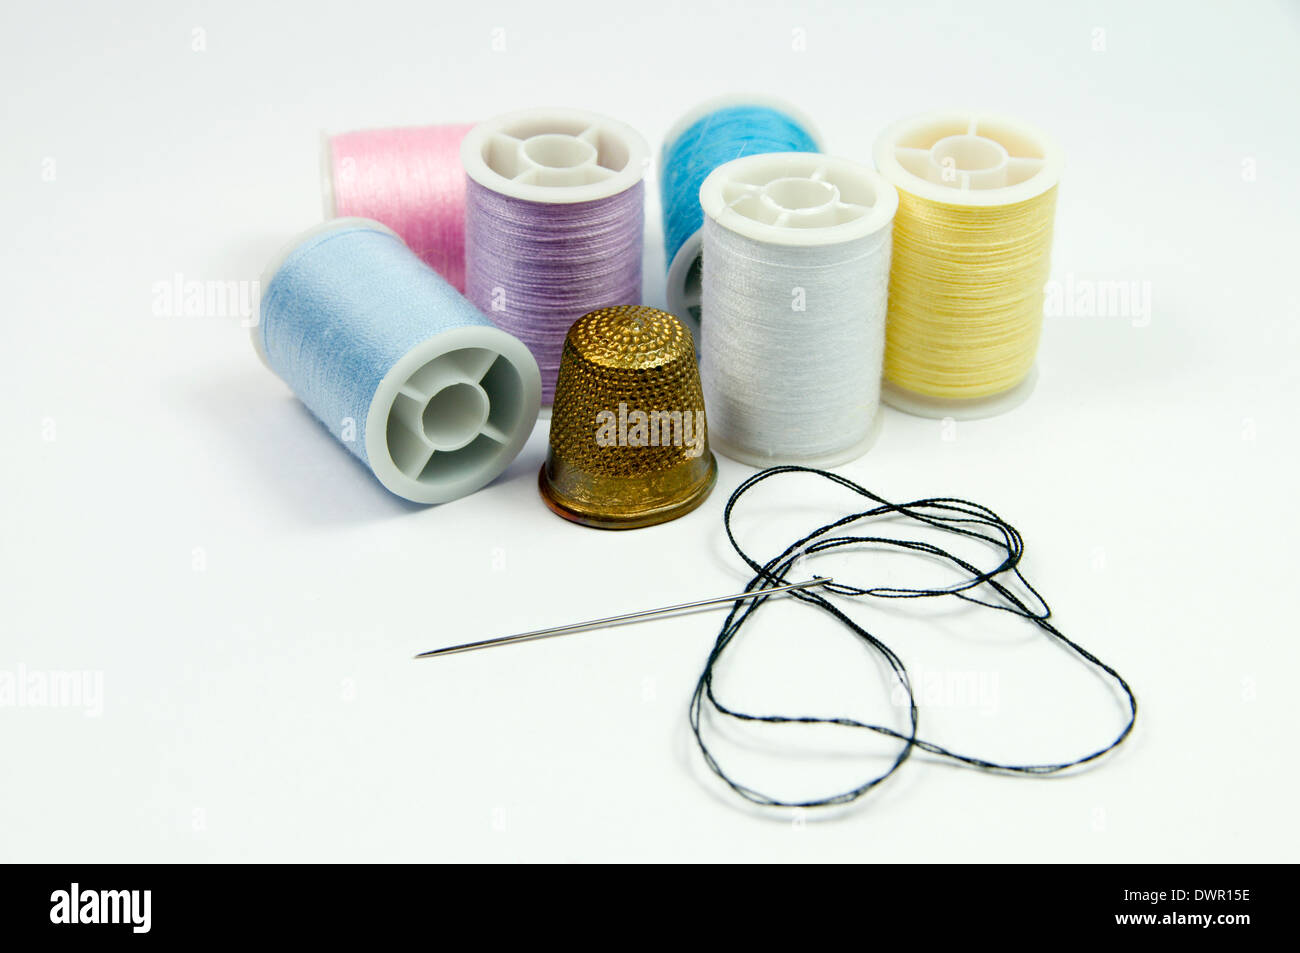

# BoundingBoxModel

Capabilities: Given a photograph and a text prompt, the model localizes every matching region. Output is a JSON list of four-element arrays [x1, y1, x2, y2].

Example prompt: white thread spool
[[699, 153, 898, 467]]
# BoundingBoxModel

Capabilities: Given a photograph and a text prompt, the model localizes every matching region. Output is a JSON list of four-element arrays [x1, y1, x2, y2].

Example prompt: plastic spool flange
[[320, 132, 337, 218], [873, 111, 1063, 420], [254, 218, 542, 504], [699, 152, 898, 468], [461, 107, 649, 205], [662, 95, 825, 331]]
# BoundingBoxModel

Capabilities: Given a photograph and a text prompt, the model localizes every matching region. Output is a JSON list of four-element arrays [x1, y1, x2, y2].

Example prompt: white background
[[2, 0, 1297, 862]]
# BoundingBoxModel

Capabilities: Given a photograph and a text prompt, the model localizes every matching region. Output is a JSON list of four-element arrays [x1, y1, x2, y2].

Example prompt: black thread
[[689, 465, 1138, 808]]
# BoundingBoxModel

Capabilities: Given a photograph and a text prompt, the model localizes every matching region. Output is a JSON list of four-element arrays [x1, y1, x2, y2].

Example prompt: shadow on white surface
[[183, 368, 441, 525]]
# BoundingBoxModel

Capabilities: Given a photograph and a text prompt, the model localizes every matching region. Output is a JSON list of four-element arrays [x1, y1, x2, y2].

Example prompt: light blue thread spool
[[660, 96, 822, 328], [254, 218, 541, 503]]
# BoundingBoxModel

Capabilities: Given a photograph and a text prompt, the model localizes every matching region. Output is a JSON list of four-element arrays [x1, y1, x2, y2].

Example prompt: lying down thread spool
[[254, 218, 542, 503], [461, 108, 649, 404], [873, 111, 1063, 419], [660, 96, 821, 327], [323, 124, 474, 292], [699, 153, 898, 466]]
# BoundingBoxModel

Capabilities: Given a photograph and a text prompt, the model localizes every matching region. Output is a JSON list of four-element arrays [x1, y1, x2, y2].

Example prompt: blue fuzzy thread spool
[[659, 96, 822, 328], [254, 218, 541, 503]]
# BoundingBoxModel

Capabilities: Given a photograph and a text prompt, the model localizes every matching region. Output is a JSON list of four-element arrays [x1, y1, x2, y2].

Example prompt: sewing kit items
[[324, 124, 474, 291], [698, 153, 898, 466], [874, 111, 1063, 418], [247, 99, 1133, 812], [418, 464, 1137, 808], [254, 218, 541, 503], [540, 305, 717, 529], [461, 109, 649, 404], [659, 97, 821, 326]]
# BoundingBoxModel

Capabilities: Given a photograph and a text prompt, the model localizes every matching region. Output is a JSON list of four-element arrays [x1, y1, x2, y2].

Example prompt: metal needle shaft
[[414, 576, 833, 659]]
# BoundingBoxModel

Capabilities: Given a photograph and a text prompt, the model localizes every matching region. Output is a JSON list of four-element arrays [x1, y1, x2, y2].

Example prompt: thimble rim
[[537, 454, 717, 530]]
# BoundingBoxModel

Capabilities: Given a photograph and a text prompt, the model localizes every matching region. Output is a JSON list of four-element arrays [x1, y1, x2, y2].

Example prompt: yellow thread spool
[[874, 112, 1063, 418]]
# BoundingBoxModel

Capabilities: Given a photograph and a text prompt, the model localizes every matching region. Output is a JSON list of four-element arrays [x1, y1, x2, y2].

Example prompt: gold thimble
[[540, 306, 717, 529]]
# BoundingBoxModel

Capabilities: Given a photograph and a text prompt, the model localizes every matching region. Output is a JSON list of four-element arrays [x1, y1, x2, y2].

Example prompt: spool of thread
[[873, 111, 1064, 418], [660, 96, 822, 327], [323, 124, 474, 292], [254, 218, 542, 504], [461, 108, 649, 405], [698, 153, 898, 466]]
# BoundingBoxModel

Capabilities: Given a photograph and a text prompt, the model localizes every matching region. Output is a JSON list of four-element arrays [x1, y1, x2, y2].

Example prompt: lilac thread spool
[[462, 109, 649, 406]]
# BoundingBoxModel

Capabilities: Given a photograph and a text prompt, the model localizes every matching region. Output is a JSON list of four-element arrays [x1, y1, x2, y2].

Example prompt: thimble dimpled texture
[[542, 306, 716, 527]]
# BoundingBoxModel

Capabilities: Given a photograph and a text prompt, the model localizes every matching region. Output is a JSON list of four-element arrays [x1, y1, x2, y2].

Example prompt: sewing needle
[[414, 576, 834, 659]]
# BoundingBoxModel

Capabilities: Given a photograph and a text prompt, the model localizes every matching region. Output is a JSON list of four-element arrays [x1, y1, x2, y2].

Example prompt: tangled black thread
[[689, 466, 1138, 808]]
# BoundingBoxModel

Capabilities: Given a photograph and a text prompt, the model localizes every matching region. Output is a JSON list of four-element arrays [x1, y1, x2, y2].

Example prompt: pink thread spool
[[324, 124, 474, 292]]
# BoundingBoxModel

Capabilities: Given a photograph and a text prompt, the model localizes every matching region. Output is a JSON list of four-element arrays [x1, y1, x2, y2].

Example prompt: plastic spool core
[[522, 133, 596, 171], [766, 177, 837, 211], [929, 133, 1010, 185], [461, 108, 649, 204], [873, 111, 1063, 419], [662, 95, 825, 329], [699, 153, 897, 468], [419, 381, 490, 450], [255, 218, 542, 504]]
